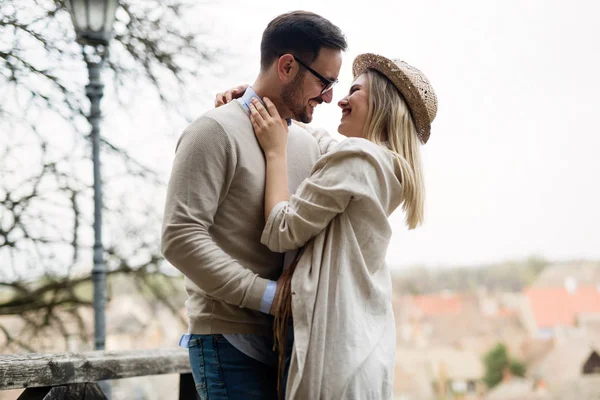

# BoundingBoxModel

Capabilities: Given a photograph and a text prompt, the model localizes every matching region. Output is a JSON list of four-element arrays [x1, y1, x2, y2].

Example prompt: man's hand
[[214, 84, 249, 107]]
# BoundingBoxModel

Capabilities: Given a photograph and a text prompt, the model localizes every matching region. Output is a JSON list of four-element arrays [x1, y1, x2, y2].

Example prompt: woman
[[229, 53, 437, 399]]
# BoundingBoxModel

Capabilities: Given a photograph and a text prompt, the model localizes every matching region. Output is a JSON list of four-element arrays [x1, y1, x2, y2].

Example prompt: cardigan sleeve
[[261, 139, 375, 252]]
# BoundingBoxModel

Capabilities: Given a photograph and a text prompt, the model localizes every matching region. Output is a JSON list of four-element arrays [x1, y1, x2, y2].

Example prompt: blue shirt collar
[[238, 87, 292, 126]]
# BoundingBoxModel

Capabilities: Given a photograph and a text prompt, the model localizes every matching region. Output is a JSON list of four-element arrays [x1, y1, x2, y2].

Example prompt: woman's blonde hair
[[362, 69, 424, 229]]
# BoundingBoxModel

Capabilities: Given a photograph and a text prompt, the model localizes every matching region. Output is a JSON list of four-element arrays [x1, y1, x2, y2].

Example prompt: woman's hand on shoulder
[[214, 84, 248, 107]]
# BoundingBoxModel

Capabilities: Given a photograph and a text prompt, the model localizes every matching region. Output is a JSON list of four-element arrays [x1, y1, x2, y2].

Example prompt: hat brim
[[353, 53, 431, 144]]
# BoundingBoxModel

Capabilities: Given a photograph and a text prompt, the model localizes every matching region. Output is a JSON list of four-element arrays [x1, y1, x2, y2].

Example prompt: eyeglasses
[[289, 55, 338, 95]]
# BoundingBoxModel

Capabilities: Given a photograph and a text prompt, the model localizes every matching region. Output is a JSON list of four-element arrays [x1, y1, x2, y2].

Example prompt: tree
[[483, 343, 526, 388], [0, 0, 221, 351]]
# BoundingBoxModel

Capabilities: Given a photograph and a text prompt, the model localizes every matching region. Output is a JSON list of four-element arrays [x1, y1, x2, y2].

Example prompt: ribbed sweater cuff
[[242, 275, 269, 312]]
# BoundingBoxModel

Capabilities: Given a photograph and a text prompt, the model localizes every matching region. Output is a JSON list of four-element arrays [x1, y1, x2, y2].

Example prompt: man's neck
[[252, 77, 291, 121]]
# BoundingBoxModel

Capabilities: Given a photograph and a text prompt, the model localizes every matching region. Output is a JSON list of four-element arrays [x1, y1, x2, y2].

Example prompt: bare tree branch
[[0, 0, 219, 350]]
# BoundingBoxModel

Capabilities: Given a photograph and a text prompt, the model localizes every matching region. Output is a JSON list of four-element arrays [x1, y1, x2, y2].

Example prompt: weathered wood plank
[[0, 348, 190, 390]]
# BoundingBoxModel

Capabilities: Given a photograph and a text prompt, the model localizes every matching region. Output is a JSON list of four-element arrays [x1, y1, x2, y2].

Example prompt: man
[[161, 11, 347, 399]]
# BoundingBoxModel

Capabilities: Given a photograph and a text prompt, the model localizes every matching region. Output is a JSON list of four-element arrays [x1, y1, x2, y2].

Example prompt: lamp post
[[65, 0, 118, 381]]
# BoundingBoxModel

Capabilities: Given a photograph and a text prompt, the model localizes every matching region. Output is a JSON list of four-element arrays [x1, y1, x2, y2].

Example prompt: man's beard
[[281, 72, 312, 123]]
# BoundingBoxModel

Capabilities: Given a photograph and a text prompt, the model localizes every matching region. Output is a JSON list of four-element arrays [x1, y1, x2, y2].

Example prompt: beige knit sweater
[[161, 101, 320, 335], [262, 137, 403, 399]]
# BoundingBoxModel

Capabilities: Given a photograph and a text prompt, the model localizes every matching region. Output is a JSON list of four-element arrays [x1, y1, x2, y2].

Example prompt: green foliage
[[483, 343, 509, 388], [509, 359, 526, 377], [483, 343, 526, 389]]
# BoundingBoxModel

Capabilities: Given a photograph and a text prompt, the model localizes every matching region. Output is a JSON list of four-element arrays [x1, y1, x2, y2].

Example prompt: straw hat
[[353, 53, 438, 144]]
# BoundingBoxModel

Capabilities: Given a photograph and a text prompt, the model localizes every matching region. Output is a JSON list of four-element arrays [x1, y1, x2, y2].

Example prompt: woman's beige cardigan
[[261, 135, 404, 399]]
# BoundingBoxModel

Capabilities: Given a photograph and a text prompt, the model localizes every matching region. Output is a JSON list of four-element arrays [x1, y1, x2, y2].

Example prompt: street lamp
[[65, 0, 118, 355]]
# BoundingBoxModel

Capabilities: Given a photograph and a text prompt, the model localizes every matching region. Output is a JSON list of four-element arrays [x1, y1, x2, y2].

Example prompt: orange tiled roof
[[525, 286, 600, 329]]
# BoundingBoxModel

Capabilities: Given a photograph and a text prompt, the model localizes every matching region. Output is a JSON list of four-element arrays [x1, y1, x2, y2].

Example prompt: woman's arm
[[248, 97, 291, 220], [263, 153, 289, 221], [261, 141, 375, 252]]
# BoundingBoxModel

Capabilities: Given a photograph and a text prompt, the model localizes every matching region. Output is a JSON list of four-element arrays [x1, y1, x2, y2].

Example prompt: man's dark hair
[[260, 11, 348, 71]]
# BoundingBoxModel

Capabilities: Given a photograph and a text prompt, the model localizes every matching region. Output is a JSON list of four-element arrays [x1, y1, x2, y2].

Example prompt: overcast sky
[[112, 0, 600, 269]]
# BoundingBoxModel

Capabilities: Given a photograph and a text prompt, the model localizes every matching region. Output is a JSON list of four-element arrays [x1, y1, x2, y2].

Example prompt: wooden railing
[[0, 348, 197, 399]]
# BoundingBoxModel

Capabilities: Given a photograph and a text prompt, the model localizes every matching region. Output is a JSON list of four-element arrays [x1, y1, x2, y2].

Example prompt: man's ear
[[276, 54, 297, 84]]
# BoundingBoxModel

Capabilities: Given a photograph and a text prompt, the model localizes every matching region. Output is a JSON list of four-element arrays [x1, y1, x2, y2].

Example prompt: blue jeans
[[187, 334, 278, 400]]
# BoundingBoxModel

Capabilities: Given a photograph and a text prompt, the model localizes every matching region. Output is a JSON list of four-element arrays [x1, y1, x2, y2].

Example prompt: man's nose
[[321, 89, 333, 104]]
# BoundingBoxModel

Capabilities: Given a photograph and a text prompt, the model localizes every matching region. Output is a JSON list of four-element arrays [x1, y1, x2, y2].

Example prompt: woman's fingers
[[214, 93, 226, 107], [249, 103, 261, 122], [249, 114, 259, 131], [251, 98, 271, 120], [234, 84, 249, 94], [214, 84, 248, 107], [249, 103, 266, 131]]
